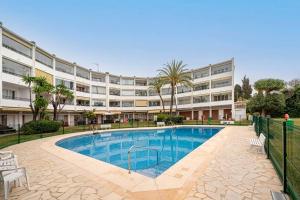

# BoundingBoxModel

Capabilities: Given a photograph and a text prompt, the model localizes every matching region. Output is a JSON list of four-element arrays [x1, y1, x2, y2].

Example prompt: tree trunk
[[159, 93, 165, 113], [53, 102, 58, 121], [170, 84, 175, 116]]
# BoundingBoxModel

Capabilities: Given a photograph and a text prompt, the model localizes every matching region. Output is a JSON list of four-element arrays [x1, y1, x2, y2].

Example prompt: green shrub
[[156, 114, 185, 124], [21, 120, 61, 135], [157, 113, 169, 122]]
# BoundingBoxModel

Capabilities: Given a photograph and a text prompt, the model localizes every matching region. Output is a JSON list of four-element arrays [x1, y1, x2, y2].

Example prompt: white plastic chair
[[0, 167, 29, 200], [0, 153, 29, 200], [0, 151, 14, 160]]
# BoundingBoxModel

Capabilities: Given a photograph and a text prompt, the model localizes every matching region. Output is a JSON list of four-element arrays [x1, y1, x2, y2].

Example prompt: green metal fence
[[253, 116, 300, 200]]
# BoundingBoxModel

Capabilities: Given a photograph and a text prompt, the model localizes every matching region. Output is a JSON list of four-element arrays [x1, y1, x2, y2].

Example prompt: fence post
[[283, 121, 287, 193], [202, 116, 204, 125], [119, 120, 121, 129], [17, 124, 20, 144], [266, 117, 270, 159]]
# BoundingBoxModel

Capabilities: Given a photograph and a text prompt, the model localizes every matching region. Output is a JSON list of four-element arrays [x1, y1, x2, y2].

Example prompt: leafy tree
[[83, 109, 96, 124], [158, 60, 192, 116], [241, 75, 252, 99], [51, 84, 74, 120], [234, 84, 242, 102], [254, 79, 285, 94], [285, 85, 300, 117], [248, 78, 285, 116], [149, 77, 166, 113], [22, 75, 52, 121]]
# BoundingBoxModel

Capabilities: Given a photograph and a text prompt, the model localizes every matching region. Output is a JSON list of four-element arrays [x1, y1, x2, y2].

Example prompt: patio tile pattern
[[1, 126, 282, 200]]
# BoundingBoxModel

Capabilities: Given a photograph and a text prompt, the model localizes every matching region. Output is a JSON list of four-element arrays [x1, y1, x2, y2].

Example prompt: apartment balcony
[[76, 91, 90, 98], [1, 97, 30, 108], [210, 86, 233, 93], [2, 46, 33, 66], [2, 73, 27, 86]]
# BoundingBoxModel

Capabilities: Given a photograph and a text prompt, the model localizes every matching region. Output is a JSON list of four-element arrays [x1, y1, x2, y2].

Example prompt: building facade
[[0, 23, 235, 129]]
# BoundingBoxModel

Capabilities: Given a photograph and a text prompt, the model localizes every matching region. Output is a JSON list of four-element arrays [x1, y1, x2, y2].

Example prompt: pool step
[[136, 161, 173, 177]]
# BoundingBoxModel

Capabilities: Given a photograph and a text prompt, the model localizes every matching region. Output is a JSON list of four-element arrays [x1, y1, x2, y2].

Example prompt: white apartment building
[[0, 23, 235, 129]]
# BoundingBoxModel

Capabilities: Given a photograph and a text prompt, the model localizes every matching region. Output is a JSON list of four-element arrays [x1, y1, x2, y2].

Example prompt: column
[[73, 63, 77, 108], [219, 109, 224, 120], [191, 109, 194, 120], [68, 113, 71, 126], [198, 110, 203, 120], [0, 22, 3, 107], [231, 58, 235, 120], [209, 107, 212, 118], [105, 72, 109, 111]]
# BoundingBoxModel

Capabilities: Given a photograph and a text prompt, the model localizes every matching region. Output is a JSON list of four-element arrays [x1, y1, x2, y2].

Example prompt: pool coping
[[41, 125, 229, 193]]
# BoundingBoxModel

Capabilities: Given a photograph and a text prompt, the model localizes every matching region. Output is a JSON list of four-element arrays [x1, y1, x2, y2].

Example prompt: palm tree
[[51, 84, 74, 120], [158, 60, 192, 116], [149, 77, 165, 113], [22, 75, 35, 119], [22, 76, 52, 120]]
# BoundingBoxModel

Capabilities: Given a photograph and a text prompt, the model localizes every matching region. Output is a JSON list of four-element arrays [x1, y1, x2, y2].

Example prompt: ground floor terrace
[[0, 105, 236, 129], [1, 126, 282, 200]]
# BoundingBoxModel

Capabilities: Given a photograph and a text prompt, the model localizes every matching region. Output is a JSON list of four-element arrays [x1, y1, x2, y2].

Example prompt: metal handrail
[[128, 145, 159, 174]]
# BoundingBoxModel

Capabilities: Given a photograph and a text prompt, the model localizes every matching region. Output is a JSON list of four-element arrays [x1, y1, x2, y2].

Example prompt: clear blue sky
[[1, 0, 299, 84]]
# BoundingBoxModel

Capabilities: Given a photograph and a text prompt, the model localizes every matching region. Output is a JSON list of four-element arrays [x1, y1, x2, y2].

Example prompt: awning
[[148, 110, 162, 114], [103, 111, 121, 115], [0, 107, 31, 112], [76, 96, 90, 100]]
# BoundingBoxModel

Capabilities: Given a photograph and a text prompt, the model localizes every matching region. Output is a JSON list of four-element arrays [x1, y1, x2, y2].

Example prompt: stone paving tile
[[0, 126, 282, 200]]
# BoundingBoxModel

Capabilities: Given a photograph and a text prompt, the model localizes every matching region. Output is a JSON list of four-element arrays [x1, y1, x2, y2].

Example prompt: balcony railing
[[2, 95, 30, 101]]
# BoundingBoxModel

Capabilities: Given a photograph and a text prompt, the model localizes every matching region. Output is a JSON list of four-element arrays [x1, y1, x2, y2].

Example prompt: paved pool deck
[[1, 126, 282, 200]]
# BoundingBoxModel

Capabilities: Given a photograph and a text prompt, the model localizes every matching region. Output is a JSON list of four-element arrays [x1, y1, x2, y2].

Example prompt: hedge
[[21, 120, 61, 135]]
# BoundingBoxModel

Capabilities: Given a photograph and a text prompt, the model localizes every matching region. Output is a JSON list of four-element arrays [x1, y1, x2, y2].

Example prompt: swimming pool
[[57, 127, 222, 178]]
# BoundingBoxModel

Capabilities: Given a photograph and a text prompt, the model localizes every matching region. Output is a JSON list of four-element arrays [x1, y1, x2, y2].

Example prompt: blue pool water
[[57, 127, 222, 178]]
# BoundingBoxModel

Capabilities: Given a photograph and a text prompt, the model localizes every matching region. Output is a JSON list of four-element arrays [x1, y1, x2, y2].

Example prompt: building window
[[135, 79, 147, 86], [193, 95, 210, 103], [211, 79, 232, 88], [56, 60, 74, 75], [92, 86, 106, 94], [178, 97, 191, 105], [76, 99, 90, 106], [177, 86, 191, 94], [2, 89, 15, 99], [92, 99, 106, 107], [135, 90, 147, 96], [121, 78, 134, 85], [109, 76, 120, 84], [109, 101, 120, 107], [212, 93, 232, 101], [122, 101, 134, 107], [2, 35, 32, 58], [193, 83, 209, 91], [76, 67, 90, 80], [76, 84, 89, 93], [193, 68, 209, 79], [122, 89, 135, 96], [149, 101, 160, 107], [162, 88, 171, 95], [2, 58, 31, 77], [109, 88, 120, 96], [92, 73, 106, 82], [148, 89, 158, 96], [211, 64, 232, 75], [35, 50, 53, 68], [56, 79, 74, 90]]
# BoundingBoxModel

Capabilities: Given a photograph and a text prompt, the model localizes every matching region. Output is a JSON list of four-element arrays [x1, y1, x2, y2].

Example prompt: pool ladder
[[128, 145, 159, 174]]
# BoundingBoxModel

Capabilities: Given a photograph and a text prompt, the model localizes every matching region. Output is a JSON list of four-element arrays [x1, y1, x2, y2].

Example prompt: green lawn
[[274, 118, 300, 126]]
